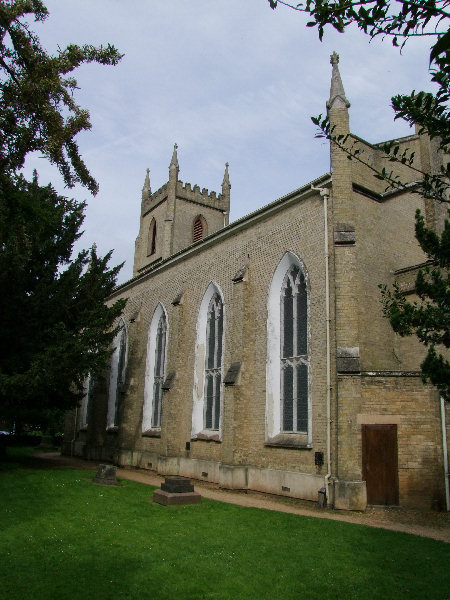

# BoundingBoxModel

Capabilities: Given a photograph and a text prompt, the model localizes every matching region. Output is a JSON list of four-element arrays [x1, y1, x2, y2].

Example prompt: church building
[[64, 54, 449, 511]]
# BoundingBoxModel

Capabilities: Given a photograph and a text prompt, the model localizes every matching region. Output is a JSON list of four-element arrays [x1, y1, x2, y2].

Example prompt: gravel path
[[33, 452, 450, 543]]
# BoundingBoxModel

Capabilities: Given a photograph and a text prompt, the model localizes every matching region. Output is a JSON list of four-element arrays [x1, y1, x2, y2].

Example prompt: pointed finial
[[327, 51, 350, 110], [170, 143, 179, 170], [222, 162, 230, 189], [142, 168, 151, 199]]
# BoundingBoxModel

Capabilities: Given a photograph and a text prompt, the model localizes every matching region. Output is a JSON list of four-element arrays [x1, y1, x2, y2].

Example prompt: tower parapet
[[141, 183, 168, 216], [176, 179, 229, 211], [134, 147, 230, 276], [141, 178, 229, 217]]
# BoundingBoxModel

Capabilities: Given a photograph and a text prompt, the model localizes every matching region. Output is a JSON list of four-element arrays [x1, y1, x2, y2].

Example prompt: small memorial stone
[[318, 487, 327, 509], [161, 476, 194, 494], [92, 464, 119, 486], [153, 476, 201, 505]]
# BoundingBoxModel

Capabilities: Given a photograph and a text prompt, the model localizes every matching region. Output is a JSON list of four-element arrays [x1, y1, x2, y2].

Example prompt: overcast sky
[[23, 0, 433, 284]]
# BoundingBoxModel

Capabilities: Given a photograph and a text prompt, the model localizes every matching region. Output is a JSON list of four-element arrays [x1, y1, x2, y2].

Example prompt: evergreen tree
[[380, 213, 450, 400], [0, 173, 126, 428], [0, 1, 125, 428]]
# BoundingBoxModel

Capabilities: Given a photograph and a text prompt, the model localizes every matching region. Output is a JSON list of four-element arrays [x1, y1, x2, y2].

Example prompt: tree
[[0, 0, 122, 194], [0, 1, 125, 429], [269, 0, 450, 400], [0, 172, 126, 429], [379, 213, 450, 399]]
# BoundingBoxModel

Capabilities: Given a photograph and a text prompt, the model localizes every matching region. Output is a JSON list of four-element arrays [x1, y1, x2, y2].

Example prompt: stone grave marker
[[92, 464, 119, 486], [153, 476, 201, 505]]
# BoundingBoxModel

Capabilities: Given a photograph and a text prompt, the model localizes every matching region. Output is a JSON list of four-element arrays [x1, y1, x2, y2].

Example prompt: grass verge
[[0, 466, 448, 600]]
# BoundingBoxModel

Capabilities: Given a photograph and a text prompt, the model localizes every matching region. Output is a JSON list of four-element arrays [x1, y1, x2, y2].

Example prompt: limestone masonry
[[64, 54, 449, 511]]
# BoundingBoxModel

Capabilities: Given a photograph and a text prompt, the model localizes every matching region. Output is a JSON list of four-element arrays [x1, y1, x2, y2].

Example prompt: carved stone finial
[[170, 143, 179, 170], [327, 51, 350, 110], [222, 162, 230, 189], [142, 168, 151, 199]]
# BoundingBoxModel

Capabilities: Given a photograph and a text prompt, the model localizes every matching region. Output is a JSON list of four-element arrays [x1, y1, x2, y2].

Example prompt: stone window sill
[[191, 430, 222, 443], [265, 433, 312, 449], [142, 428, 161, 438]]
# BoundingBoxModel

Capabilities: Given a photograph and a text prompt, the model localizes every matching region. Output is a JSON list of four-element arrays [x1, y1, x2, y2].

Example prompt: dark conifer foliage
[[0, 173, 126, 426], [0, 1, 125, 428]]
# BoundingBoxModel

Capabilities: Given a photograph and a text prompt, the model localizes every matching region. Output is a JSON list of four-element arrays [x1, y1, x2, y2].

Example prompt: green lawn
[[0, 466, 448, 600]]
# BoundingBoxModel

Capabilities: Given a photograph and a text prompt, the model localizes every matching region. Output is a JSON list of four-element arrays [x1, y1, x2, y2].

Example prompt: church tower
[[133, 146, 230, 276]]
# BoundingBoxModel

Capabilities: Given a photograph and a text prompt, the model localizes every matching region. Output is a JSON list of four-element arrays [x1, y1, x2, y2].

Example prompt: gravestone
[[153, 476, 201, 505], [92, 464, 119, 486], [318, 487, 327, 509]]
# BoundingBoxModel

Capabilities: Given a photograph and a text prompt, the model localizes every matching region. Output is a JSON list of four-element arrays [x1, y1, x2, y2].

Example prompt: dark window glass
[[282, 279, 294, 358], [282, 364, 294, 431], [204, 293, 223, 430], [114, 328, 127, 426], [152, 313, 167, 428], [148, 219, 157, 256], [296, 273, 307, 355], [204, 375, 214, 429], [280, 264, 308, 433], [296, 363, 308, 432]]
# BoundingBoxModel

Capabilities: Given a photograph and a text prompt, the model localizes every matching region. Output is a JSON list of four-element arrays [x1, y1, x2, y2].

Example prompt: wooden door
[[362, 424, 399, 505]]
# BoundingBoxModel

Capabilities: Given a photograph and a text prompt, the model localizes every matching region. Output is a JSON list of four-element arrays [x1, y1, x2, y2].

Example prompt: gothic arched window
[[106, 320, 127, 429], [266, 253, 310, 443], [204, 294, 224, 430], [148, 218, 157, 256], [193, 215, 207, 243], [280, 265, 308, 432], [143, 304, 168, 432], [192, 282, 225, 438]]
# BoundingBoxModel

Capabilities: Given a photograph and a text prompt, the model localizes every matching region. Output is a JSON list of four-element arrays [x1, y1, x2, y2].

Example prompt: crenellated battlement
[[142, 182, 168, 216], [142, 179, 226, 216], [141, 148, 230, 220], [176, 180, 225, 210], [151, 182, 169, 204], [137, 149, 230, 271]]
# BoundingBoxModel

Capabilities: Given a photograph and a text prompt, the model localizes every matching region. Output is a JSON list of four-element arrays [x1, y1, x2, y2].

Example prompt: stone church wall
[[80, 186, 332, 501], [64, 54, 448, 511]]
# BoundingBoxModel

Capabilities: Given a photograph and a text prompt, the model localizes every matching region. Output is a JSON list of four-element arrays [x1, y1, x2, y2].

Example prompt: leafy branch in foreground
[[380, 212, 450, 400], [269, 0, 450, 47], [0, 0, 123, 194], [311, 113, 450, 203]]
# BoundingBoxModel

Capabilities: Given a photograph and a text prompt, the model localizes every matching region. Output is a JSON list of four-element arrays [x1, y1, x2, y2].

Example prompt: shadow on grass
[[0, 444, 39, 470]]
